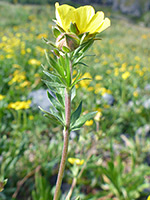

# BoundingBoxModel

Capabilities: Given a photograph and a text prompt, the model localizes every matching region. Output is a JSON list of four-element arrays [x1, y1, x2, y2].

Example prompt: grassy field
[[0, 1, 150, 200]]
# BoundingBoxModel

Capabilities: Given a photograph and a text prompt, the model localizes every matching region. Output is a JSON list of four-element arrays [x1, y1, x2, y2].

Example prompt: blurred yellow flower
[[147, 195, 150, 200], [94, 111, 102, 121], [122, 71, 130, 80], [85, 120, 93, 126], [95, 75, 103, 80], [13, 64, 20, 69], [37, 33, 48, 39], [68, 158, 84, 165], [0, 94, 5, 101], [20, 81, 31, 88], [28, 59, 41, 66], [87, 86, 94, 91], [79, 72, 92, 88], [29, 115, 34, 120], [133, 91, 138, 97], [55, 2, 110, 35], [8, 100, 31, 110], [8, 71, 26, 85]]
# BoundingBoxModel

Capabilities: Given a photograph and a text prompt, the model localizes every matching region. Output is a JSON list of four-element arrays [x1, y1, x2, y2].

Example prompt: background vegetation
[[0, 1, 150, 200]]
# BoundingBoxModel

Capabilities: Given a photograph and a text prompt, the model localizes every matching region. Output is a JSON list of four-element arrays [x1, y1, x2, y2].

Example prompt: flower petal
[[84, 11, 104, 34], [95, 18, 111, 33], [55, 2, 75, 31], [74, 5, 95, 34]]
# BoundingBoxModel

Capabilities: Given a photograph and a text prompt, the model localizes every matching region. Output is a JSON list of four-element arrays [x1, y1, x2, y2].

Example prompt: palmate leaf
[[70, 101, 82, 126], [39, 106, 64, 126], [70, 111, 97, 131]]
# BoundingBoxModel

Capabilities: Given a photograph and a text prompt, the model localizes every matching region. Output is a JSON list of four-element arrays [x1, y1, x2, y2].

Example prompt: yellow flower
[[147, 195, 150, 200], [95, 75, 103, 80], [85, 120, 93, 126], [122, 71, 130, 80], [29, 115, 34, 120], [79, 72, 92, 88], [37, 33, 48, 39], [0, 94, 5, 101], [28, 59, 41, 66], [133, 91, 138, 97], [55, 2, 110, 35], [94, 111, 102, 121], [68, 158, 84, 165], [8, 100, 31, 110]]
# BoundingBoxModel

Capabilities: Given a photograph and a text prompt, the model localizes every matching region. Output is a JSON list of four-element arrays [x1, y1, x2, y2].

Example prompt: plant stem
[[53, 89, 71, 200]]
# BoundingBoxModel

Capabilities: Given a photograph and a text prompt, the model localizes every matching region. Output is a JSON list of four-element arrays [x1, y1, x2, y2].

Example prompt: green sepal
[[70, 101, 82, 126], [70, 111, 97, 131], [79, 32, 89, 44], [52, 26, 61, 38], [53, 48, 60, 57], [69, 22, 79, 35], [62, 46, 71, 53], [39, 106, 64, 126], [55, 22, 65, 33]]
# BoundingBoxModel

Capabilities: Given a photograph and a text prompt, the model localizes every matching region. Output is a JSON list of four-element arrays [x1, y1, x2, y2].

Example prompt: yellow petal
[[84, 11, 104, 34], [74, 5, 95, 34], [95, 18, 111, 33], [55, 2, 75, 31]]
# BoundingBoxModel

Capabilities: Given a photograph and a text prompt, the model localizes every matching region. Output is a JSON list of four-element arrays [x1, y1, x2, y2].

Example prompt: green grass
[[0, 2, 150, 200]]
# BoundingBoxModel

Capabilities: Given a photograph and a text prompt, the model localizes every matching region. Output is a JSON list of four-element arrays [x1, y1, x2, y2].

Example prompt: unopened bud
[[56, 33, 79, 52]]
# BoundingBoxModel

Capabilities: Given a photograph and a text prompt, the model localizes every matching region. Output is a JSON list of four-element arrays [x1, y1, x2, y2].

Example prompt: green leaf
[[71, 111, 97, 130], [42, 37, 56, 48], [74, 62, 89, 67], [81, 40, 94, 53], [71, 101, 82, 126], [45, 50, 66, 81], [0, 179, 8, 192], [39, 106, 64, 126], [47, 91, 64, 111], [74, 197, 80, 200], [71, 86, 76, 101], [43, 70, 60, 82], [65, 54, 71, 86], [42, 79, 65, 89], [71, 70, 81, 88], [72, 77, 91, 88]]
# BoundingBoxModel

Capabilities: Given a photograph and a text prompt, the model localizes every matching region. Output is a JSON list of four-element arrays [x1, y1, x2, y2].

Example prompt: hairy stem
[[53, 89, 71, 200]]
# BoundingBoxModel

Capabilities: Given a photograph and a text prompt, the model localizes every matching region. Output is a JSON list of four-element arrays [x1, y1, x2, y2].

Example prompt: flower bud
[[56, 33, 79, 52]]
